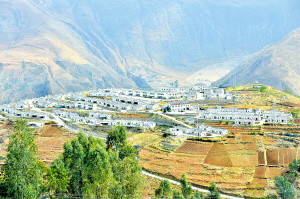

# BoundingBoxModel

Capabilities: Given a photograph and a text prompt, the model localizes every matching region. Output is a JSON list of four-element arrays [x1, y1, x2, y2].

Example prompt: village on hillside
[[0, 82, 295, 138], [0, 82, 299, 198]]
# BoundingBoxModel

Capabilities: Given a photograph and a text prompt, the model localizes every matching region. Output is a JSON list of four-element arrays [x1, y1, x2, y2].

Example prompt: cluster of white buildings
[[89, 87, 203, 100], [262, 110, 293, 124], [70, 94, 158, 111], [53, 110, 156, 128], [197, 106, 292, 125], [202, 87, 232, 100], [34, 98, 75, 109], [0, 105, 49, 119], [112, 96, 159, 110], [168, 123, 228, 137], [168, 101, 191, 112]]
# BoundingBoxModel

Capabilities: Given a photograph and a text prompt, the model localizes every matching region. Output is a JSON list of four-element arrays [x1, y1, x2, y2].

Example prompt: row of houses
[[168, 123, 228, 137], [168, 101, 191, 112], [53, 110, 156, 128], [197, 106, 292, 125], [71, 94, 159, 111], [112, 96, 159, 110], [0, 105, 49, 119], [34, 99, 75, 109], [89, 88, 202, 100], [263, 110, 293, 124]]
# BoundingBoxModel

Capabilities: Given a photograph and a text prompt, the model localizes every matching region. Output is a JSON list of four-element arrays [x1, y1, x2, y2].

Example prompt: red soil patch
[[254, 166, 267, 178], [258, 151, 266, 165], [175, 141, 213, 155], [40, 126, 64, 137], [266, 150, 279, 166]]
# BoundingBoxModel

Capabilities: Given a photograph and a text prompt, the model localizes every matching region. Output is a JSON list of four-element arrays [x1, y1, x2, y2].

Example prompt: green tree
[[173, 190, 184, 199], [47, 157, 70, 196], [274, 176, 296, 199], [83, 146, 113, 198], [155, 179, 173, 199], [180, 173, 192, 199], [166, 106, 171, 112], [208, 181, 220, 199], [68, 139, 85, 195], [0, 166, 8, 197], [288, 159, 298, 172], [106, 126, 127, 150], [119, 144, 136, 160], [260, 85, 267, 93], [51, 129, 144, 198], [4, 119, 43, 198], [114, 157, 144, 198]]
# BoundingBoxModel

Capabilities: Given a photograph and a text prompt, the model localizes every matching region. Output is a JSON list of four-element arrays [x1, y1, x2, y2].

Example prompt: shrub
[[283, 89, 292, 95], [260, 86, 267, 93], [162, 132, 171, 138], [275, 176, 296, 199]]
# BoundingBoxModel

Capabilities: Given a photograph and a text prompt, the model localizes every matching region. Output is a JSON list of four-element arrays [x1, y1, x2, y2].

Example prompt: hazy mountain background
[[0, 0, 299, 103], [214, 28, 300, 95]]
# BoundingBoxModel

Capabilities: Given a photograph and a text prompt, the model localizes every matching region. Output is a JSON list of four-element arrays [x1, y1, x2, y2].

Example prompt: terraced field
[[137, 124, 300, 198], [36, 126, 76, 165]]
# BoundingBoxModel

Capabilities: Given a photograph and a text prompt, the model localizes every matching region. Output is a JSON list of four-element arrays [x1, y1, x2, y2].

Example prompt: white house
[[168, 101, 191, 112]]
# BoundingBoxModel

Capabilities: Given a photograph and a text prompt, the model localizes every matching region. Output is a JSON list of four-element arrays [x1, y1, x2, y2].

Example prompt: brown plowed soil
[[204, 142, 258, 167], [204, 143, 233, 167], [40, 126, 64, 137], [266, 167, 284, 178], [254, 166, 267, 178], [175, 141, 213, 155], [36, 126, 75, 166], [266, 150, 279, 166], [258, 150, 266, 165]]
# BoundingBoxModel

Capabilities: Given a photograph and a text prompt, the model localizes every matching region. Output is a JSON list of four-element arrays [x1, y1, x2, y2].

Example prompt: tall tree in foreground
[[47, 157, 70, 196], [115, 157, 144, 198], [4, 119, 43, 198], [106, 126, 127, 150], [83, 145, 113, 198], [274, 176, 296, 199], [155, 179, 173, 199], [180, 173, 192, 199], [51, 130, 143, 198], [208, 181, 220, 199]]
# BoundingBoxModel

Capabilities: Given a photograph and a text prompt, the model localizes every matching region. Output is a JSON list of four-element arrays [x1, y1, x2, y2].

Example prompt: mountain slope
[[0, 0, 299, 103], [213, 28, 300, 95]]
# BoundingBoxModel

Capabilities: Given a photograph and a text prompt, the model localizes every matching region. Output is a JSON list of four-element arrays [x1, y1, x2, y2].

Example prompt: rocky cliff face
[[213, 28, 300, 95], [0, 0, 299, 103]]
